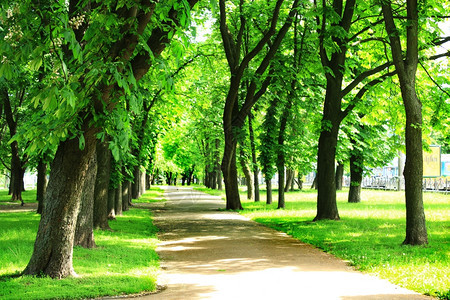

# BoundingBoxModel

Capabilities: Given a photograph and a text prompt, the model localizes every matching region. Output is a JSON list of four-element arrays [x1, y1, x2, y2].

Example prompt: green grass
[[135, 186, 164, 203], [0, 189, 37, 206], [0, 188, 163, 300], [193, 185, 226, 197], [201, 186, 450, 299]]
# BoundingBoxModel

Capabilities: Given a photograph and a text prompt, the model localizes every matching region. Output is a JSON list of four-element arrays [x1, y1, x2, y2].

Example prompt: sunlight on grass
[[236, 188, 449, 299], [0, 189, 164, 300]]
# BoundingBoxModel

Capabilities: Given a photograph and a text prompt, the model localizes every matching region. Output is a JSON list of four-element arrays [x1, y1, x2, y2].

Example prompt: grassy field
[[0, 188, 164, 300], [196, 186, 450, 299]]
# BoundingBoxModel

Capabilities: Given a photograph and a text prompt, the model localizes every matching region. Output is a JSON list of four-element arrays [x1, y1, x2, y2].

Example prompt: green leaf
[[29, 57, 42, 71], [79, 134, 85, 150], [0, 62, 13, 80]]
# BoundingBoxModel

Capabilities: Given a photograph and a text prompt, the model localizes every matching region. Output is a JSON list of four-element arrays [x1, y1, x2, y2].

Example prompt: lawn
[[0, 187, 164, 300], [198, 186, 450, 299]]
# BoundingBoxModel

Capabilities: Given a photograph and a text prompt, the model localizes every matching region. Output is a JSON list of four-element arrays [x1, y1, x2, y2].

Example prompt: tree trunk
[[266, 178, 272, 205], [239, 150, 254, 200], [132, 166, 140, 199], [277, 166, 285, 209], [217, 167, 223, 190], [93, 140, 111, 230], [146, 173, 151, 190], [115, 183, 123, 216], [2, 87, 25, 205], [107, 188, 116, 220], [74, 152, 97, 248], [348, 145, 363, 203], [23, 124, 97, 278], [9, 142, 24, 205], [122, 181, 130, 211], [315, 102, 341, 221], [285, 169, 294, 192], [36, 159, 48, 214], [311, 175, 317, 189], [382, 0, 427, 245], [249, 113, 260, 202], [335, 161, 344, 190], [221, 131, 242, 209]]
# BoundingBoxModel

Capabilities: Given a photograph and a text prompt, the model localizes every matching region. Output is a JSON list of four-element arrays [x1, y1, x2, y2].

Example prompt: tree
[[22, 0, 199, 279], [219, 0, 299, 210], [381, 0, 427, 245]]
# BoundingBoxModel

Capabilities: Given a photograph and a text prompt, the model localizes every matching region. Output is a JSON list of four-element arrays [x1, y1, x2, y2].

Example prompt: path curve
[[136, 186, 433, 299]]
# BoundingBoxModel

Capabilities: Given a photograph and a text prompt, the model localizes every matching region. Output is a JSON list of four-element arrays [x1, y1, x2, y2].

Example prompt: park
[[0, 0, 449, 299]]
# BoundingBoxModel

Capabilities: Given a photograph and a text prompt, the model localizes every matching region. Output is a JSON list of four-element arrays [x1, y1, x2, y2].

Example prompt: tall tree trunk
[[115, 183, 123, 216], [74, 152, 97, 248], [2, 87, 25, 205], [139, 169, 145, 195], [249, 113, 260, 202], [239, 149, 254, 200], [36, 159, 48, 214], [217, 167, 223, 191], [266, 178, 272, 205], [132, 166, 140, 200], [9, 149, 24, 205], [382, 0, 427, 245], [122, 181, 130, 211], [335, 161, 344, 190], [23, 123, 98, 278], [221, 139, 242, 210], [146, 173, 151, 190], [311, 175, 317, 190], [315, 70, 343, 220], [93, 140, 111, 230], [314, 0, 356, 221], [285, 169, 294, 192], [277, 166, 285, 209], [107, 188, 116, 220], [348, 143, 363, 203]]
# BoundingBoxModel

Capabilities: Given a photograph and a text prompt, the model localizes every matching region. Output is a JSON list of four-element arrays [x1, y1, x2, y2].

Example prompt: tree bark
[[277, 166, 285, 209], [122, 181, 130, 211], [266, 178, 272, 205], [107, 188, 116, 220], [23, 123, 98, 278], [2, 88, 25, 205], [249, 113, 260, 202], [382, 0, 427, 245], [132, 166, 140, 199], [335, 161, 344, 190], [74, 152, 97, 248], [36, 159, 48, 214], [348, 143, 363, 203], [221, 136, 242, 209], [93, 140, 111, 230], [115, 183, 123, 216], [285, 168, 294, 192], [315, 111, 340, 220], [239, 149, 254, 200], [217, 167, 223, 190]]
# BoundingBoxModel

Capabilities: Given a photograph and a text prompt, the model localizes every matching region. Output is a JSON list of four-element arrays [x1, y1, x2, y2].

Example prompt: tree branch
[[342, 60, 394, 97], [236, 0, 284, 79], [419, 61, 450, 98], [339, 70, 397, 122]]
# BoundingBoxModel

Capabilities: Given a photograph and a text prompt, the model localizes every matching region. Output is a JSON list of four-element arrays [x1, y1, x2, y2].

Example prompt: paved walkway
[[136, 186, 433, 299]]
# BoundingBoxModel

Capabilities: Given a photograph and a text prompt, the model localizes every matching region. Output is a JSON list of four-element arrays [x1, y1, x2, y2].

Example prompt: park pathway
[[137, 186, 433, 300]]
